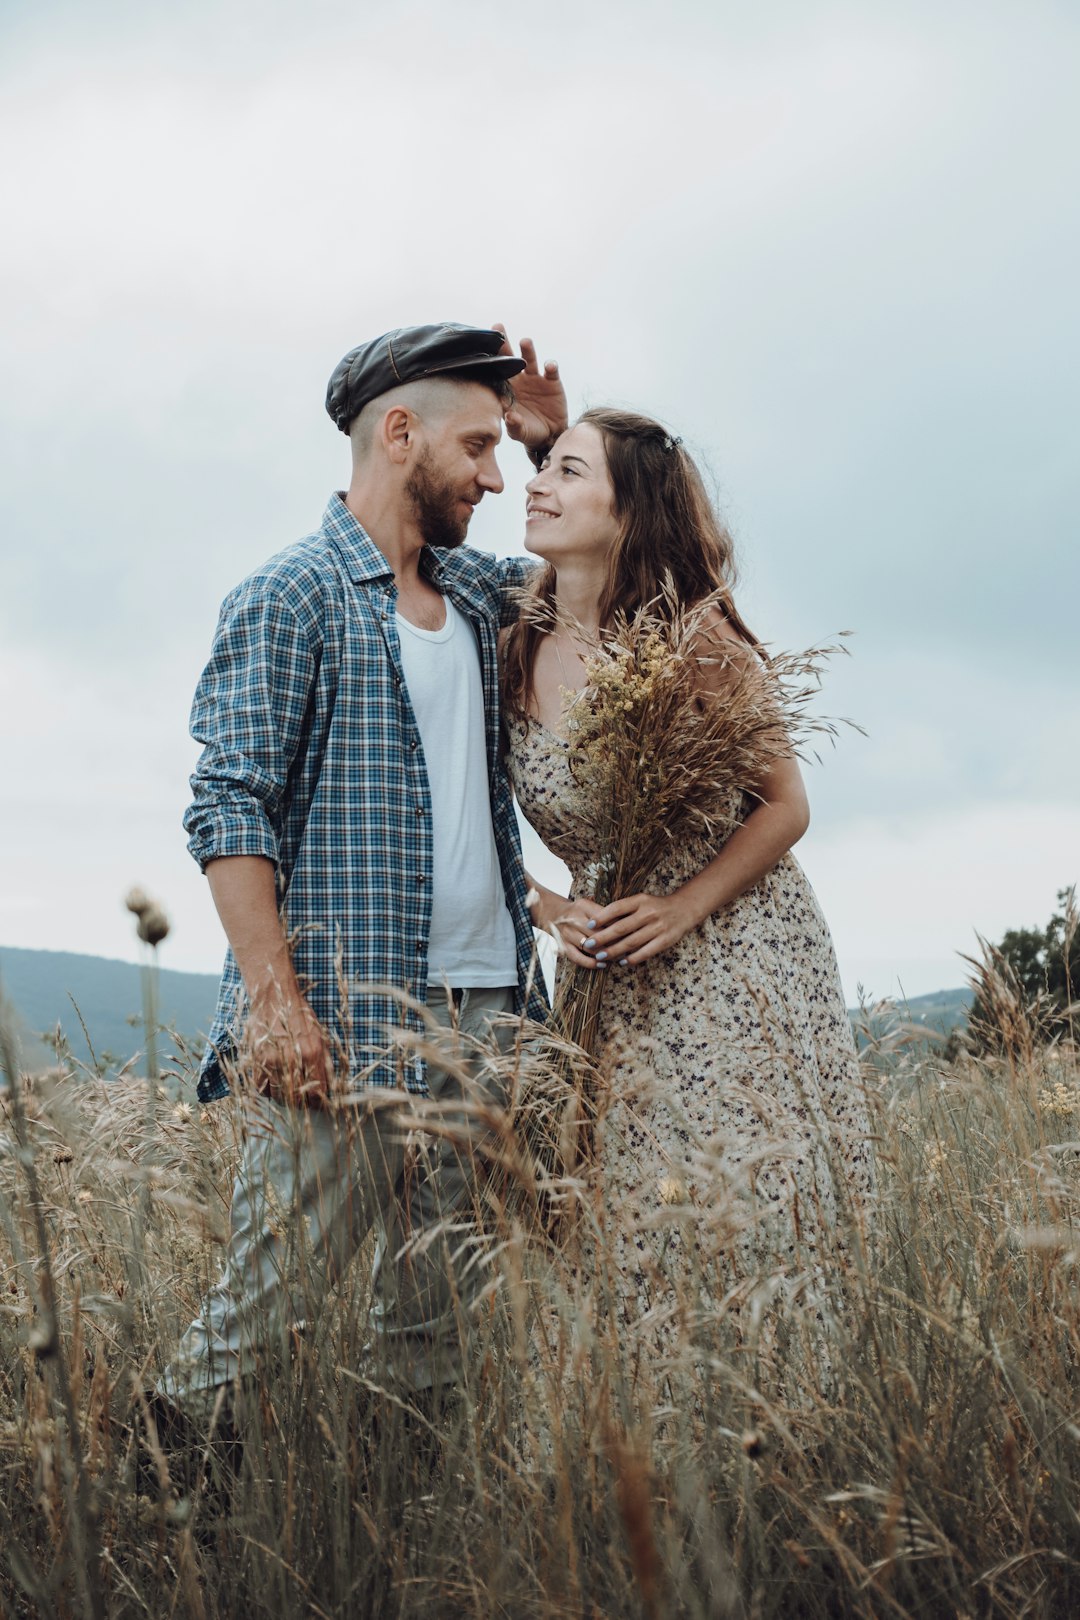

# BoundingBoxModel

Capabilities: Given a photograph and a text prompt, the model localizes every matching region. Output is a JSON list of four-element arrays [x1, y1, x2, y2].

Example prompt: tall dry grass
[[2, 959, 1080, 1619]]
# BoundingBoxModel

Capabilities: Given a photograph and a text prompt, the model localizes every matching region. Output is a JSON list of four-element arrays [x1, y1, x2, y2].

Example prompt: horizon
[[0, 939, 975, 1014]]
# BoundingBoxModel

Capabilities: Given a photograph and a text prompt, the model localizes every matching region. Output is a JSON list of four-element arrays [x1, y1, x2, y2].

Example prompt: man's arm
[[186, 580, 331, 1104], [206, 855, 331, 1104]]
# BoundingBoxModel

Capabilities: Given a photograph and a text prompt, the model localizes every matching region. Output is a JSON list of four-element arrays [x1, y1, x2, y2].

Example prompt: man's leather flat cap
[[326, 323, 526, 433]]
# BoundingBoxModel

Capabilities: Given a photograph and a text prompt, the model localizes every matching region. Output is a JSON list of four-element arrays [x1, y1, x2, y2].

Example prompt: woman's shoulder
[[689, 601, 759, 668]]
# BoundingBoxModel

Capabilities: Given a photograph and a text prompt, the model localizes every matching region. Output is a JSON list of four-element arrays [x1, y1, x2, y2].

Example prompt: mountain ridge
[[0, 943, 973, 1077], [0, 945, 221, 1075]]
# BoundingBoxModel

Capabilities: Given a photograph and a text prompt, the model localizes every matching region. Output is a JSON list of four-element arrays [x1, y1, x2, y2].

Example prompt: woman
[[502, 408, 876, 1332]]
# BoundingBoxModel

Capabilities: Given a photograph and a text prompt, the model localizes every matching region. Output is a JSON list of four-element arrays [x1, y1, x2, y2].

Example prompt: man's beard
[[405, 449, 478, 549]]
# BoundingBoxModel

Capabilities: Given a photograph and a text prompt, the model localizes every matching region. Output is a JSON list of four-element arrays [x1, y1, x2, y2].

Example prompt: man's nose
[[479, 452, 504, 495]]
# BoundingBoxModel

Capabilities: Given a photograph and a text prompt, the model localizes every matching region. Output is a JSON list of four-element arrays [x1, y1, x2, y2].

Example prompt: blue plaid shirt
[[185, 493, 546, 1102]]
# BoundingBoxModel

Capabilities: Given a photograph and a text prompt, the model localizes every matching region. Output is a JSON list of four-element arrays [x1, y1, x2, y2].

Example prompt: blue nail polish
[[586, 919, 597, 930], [596, 951, 608, 961], [585, 937, 596, 949], [618, 957, 628, 966]]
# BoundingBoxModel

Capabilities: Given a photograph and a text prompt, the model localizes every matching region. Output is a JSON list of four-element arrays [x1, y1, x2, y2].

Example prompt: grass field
[[2, 968, 1079, 1619]]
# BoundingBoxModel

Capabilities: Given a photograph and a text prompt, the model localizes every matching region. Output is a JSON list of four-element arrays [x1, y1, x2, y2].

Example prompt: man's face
[[405, 385, 506, 548]]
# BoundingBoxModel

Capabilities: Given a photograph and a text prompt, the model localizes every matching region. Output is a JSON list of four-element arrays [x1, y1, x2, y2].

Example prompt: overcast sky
[[1, 0, 1077, 1007]]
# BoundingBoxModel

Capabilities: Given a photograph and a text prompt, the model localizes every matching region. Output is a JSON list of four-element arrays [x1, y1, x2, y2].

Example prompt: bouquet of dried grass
[[523, 582, 852, 1065]]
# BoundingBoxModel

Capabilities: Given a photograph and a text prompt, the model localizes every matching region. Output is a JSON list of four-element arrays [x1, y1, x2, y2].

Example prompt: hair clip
[[664, 435, 682, 452]]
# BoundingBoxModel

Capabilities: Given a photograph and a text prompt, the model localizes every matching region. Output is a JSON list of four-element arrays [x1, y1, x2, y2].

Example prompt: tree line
[[961, 885, 1077, 1055]]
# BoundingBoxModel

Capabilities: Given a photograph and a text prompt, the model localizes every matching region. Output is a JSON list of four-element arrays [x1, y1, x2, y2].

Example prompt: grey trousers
[[159, 986, 516, 1414]]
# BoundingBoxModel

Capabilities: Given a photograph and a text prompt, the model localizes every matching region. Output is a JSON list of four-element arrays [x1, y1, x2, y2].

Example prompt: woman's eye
[[561, 465, 578, 476]]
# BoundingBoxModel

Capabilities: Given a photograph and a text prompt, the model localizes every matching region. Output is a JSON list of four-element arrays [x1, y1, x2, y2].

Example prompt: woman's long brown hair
[[502, 407, 757, 726]]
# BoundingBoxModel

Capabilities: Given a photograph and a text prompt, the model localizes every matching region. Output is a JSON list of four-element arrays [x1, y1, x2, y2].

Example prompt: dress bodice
[[505, 717, 596, 875], [506, 716, 733, 898]]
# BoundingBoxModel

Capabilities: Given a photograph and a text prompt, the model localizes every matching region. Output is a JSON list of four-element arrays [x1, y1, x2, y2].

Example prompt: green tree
[[965, 886, 1078, 1054]]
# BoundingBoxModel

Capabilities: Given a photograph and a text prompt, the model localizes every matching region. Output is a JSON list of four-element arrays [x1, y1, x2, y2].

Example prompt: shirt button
[[416, 941, 424, 952], [417, 873, 427, 883], [415, 805, 424, 815]]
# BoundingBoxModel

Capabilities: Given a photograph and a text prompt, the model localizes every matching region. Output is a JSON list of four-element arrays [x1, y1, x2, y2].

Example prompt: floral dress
[[507, 715, 877, 1334]]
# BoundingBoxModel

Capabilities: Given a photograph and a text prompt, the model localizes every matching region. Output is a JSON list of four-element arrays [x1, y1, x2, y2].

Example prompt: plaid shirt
[[185, 493, 546, 1102]]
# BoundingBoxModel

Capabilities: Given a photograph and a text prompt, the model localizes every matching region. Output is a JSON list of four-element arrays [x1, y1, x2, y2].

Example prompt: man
[[159, 323, 565, 1423]]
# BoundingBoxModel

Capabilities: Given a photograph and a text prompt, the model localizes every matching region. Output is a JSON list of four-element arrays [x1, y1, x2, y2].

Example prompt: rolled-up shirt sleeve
[[183, 583, 316, 871]]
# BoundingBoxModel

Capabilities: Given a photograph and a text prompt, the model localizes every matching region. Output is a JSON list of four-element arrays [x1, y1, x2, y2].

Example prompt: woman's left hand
[[492, 325, 568, 449], [584, 890, 701, 967]]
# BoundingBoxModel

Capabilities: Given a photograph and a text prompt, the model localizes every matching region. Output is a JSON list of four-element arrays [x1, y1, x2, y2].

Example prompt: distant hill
[[851, 985, 974, 1049], [0, 944, 975, 1078], [0, 946, 220, 1076]]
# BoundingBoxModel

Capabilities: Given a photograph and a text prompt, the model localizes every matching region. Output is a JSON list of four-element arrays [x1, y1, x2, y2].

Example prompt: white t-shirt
[[396, 598, 518, 989]]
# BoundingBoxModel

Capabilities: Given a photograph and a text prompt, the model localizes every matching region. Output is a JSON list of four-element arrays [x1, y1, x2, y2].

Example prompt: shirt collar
[[322, 492, 450, 592], [322, 493, 395, 584]]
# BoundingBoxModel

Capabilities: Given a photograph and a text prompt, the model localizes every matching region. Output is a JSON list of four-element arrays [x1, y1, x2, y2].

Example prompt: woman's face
[[524, 422, 621, 565]]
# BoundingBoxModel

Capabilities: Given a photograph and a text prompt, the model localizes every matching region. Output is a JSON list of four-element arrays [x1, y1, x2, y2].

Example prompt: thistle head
[[125, 887, 171, 946]]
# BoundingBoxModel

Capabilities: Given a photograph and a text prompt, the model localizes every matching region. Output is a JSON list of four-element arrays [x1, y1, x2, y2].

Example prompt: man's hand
[[244, 991, 333, 1108], [205, 855, 333, 1108], [493, 324, 568, 452]]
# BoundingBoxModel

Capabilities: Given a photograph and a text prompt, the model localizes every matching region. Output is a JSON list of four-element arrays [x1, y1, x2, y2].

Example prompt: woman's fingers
[[553, 909, 605, 968], [491, 326, 547, 378], [589, 896, 656, 930], [559, 934, 605, 968], [545, 896, 676, 966], [561, 893, 689, 967], [609, 926, 661, 961], [589, 903, 659, 950], [588, 896, 641, 926]]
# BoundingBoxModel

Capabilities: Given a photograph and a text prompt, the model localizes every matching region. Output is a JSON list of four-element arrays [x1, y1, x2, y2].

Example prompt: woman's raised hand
[[492, 324, 568, 451]]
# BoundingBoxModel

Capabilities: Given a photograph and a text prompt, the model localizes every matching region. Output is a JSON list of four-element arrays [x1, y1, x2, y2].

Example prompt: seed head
[[125, 887, 171, 945], [137, 904, 170, 945]]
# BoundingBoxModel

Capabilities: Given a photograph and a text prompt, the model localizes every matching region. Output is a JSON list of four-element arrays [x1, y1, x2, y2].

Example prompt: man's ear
[[382, 406, 413, 465]]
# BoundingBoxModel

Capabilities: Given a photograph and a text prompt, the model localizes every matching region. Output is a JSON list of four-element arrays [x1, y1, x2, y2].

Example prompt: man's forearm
[[205, 855, 304, 1011]]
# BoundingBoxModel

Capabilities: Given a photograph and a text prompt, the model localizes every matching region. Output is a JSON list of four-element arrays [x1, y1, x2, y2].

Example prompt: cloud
[[0, 0, 1077, 1003], [801, 801, 1079, 1002]]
